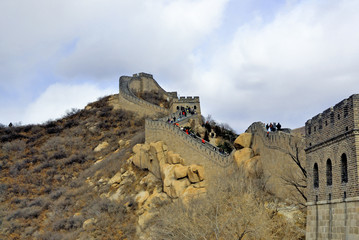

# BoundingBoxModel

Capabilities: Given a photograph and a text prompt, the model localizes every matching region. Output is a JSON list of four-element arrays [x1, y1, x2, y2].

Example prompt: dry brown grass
[[0, 95, 144, 239]]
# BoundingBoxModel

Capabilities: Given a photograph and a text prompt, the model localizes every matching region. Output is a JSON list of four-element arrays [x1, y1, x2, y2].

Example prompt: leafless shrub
[[2, 139, 26, 154], [0, 183, 8, 197], [63, 119, 79, 129], [9, 160, 28, 176], [150, 168, 304, 240], [32, 160, 53, 173], [26, 133, 44, 145], [36, 232, 63, 240], [28, 197, 50, 209], [62, 153, 90, 166], [55, 197, 72, 212], [46, 126, 62, 134], [40, 137, 65, 153], [0, 132, 27, 143], [51, 150, 68, 160], [7, 206, 42, 220], [64, 108, 81, 118], [50, 188, 65, 200], [52, 215, 84, 231]]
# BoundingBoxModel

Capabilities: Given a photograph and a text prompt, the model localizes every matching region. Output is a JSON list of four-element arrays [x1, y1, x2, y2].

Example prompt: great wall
[[118, 73, 359, 239], [119, 73, 233, 172]]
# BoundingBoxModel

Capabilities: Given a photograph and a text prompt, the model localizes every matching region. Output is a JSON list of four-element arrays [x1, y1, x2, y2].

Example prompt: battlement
[[132, 72, 153, 78], [305, 94, 359, 150], [246, 122, 299, 152], [174, 96, 200, 102], [145, 119, 232, 168]]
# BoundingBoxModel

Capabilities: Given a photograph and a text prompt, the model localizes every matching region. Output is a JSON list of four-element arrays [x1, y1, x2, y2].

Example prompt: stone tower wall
[[170, 96, 201, 115], [119, 75, 169, 117], [305, 94, 359, 202], [305, 94, 359, 240], [128, 73, 177, 100]]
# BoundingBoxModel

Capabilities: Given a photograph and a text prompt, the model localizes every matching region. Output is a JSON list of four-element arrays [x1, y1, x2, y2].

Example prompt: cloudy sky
[[1, 0, 359, 133]]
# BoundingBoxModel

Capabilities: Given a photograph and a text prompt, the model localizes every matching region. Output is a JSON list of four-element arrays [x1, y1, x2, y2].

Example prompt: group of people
[[167, 106, 197, 124], [266, 122, 282, 132], [163, 107, 229, 155], [178, 106, 196, 117], [165, 119, 227, 154]]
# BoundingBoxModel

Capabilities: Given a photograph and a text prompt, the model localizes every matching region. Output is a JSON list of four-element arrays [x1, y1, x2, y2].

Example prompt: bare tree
[[280, 142, 307, 207], [149, 168, 305, 240]]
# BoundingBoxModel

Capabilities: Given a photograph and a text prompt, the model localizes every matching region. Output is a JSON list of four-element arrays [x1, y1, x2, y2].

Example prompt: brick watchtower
[[305, 94, 359, 240]]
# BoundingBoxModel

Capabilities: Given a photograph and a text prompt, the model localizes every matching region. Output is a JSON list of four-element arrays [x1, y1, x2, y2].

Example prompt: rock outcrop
[[131, 141, 206, 200], [94, 141, 109, 152], [234, 133, 252, 149]]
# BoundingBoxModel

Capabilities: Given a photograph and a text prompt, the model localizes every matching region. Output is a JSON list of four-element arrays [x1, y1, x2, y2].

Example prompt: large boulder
[[140, 172, 160, 188], [83, 218, 97, 229], [234, 133, 252, 149], [132, 142, 167, 178], [161, 164, 192, 198], [233, 148, 254, 167], [170, 178, 191, 198], [168, 151, 183, 164], [135, 191, 150, 207], [149, 141, 168, 165], [174, 165, 188, 179], [243, 156, 263, 178], [187, 165, 205, 183], [160, 164, 176, 196], [108, 172, 122, 185], [94, 141, 109, 152], [181, 186, 206, 203], [132, 143, 150, 170]]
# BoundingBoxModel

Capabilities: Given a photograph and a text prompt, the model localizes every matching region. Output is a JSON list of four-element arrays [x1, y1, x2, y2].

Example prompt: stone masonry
[[305, 94, 359, 240]]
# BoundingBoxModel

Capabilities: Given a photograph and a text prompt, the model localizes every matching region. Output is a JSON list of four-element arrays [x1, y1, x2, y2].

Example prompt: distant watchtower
[[305, 94, 359, 240], [170, 96, 201, 115]]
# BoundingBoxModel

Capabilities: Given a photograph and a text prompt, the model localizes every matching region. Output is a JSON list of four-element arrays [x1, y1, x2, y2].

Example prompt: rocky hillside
[[0, 95, 148, 239], [0, 94, 306, 240]]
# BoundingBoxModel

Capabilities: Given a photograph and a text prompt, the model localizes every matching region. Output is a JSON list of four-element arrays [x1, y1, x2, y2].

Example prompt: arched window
[[313, 163, 319, 188], [341, 154, 348, 183], [326, 159, 332, 186], [194, 105, 197, 109]]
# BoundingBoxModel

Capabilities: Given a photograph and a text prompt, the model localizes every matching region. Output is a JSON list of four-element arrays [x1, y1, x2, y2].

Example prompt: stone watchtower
[[169, 96, 201, 115], [305, 94, 359, 240]]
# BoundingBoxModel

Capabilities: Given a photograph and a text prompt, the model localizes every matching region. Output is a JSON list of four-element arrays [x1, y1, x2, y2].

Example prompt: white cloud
[[23, 83, 114, 124], [1, 0, 359, 133], [192, 0, 359, 132]]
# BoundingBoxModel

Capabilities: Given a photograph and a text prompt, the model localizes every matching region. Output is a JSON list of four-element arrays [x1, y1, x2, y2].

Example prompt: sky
[[1, 0, 359, 133]]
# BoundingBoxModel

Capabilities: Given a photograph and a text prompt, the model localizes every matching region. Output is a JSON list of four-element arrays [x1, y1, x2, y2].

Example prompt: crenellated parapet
[[305, 94, 359, 151], [145, 119, 233, 168], [246, 122, 300, 153]]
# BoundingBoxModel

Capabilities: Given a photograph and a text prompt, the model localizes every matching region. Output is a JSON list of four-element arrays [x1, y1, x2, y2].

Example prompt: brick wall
[[305, 94, 359, 202], [145, 119, 233, 169], [306, 198, 359, 240], [305, 94, 359, 239]]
